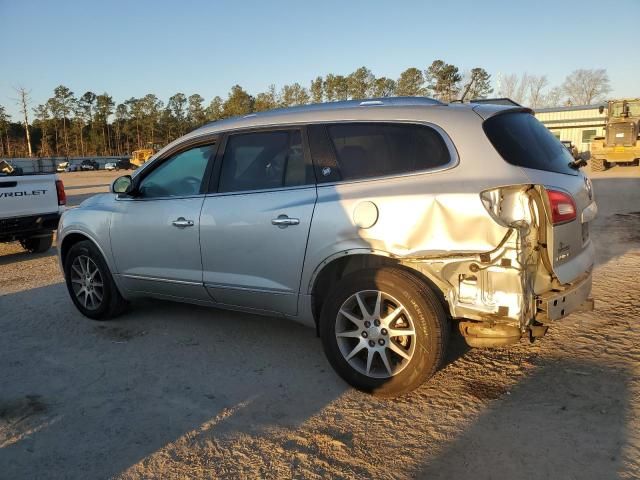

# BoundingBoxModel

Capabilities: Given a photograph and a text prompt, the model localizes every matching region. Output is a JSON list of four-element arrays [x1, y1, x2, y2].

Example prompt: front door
[[200, 128, 316, 315], [110, 142, 217, 301]]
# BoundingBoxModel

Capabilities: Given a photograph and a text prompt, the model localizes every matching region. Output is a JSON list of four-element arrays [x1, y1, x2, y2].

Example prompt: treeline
[[0, 62, 611, 158]]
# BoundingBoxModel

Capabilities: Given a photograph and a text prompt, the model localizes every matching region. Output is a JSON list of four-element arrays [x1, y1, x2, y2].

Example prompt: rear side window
[[310, 123, 451, 182], [483, 112, 577, 176], [218, 130, 311, 193]]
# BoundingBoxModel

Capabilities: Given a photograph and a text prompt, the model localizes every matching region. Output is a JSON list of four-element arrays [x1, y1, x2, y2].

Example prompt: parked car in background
[[56, 161, 69, 172], [1, 164, 66, 253], [104, 162, 117, 171], [80, 159, 99, 171], [115, 159, 133, 170], [57, 97, 597, 396]]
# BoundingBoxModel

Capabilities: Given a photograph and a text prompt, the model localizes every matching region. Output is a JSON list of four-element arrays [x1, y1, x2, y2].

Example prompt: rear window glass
[[322, 123, 451, 181], [483, 112, 577, 175]]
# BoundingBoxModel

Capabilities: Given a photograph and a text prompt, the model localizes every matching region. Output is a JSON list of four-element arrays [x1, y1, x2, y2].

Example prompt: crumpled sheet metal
[[359, 193, 511, 258]]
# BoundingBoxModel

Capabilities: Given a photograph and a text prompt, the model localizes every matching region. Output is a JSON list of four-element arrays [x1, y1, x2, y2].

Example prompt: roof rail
[[201, 96, 445, 128]]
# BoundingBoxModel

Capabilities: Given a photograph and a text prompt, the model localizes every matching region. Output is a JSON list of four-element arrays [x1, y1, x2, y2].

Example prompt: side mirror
[[111, 175, 133, 195]]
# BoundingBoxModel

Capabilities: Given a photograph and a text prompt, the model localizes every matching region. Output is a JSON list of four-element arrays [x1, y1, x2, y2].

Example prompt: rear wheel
[[64, 240, 127, 320], [20, 234, 53, 253], [320, 267, 449, 397]]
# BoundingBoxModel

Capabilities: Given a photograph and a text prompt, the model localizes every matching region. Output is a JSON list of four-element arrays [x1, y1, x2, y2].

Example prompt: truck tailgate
[[0, 174, 60, 218]]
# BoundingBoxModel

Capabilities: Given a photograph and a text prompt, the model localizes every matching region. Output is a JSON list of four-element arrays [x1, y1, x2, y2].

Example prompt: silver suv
[[58, 97, 596, 396]]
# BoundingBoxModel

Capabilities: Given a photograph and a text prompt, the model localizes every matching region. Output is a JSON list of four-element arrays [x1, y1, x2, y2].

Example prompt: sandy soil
[[0, 166, 639, 479]]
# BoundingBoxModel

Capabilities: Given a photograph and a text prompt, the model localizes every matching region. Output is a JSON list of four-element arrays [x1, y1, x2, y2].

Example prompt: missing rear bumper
[[535, 272, 593, 322]]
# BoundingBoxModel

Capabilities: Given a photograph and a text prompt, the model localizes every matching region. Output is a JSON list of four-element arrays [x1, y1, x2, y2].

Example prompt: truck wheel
[[591, 158, 603, 172], [64, 240, 127, 320], [319, 267, 449, 397], [20, 234, 53, 253]]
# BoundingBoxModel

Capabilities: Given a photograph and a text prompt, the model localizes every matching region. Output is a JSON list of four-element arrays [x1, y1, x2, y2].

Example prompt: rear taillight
[[546, 189, 576, 225], [56, 179, 66, 206]]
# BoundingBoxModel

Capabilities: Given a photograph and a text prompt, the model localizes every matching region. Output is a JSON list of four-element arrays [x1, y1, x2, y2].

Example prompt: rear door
[[200, 128, 316, 315], [483, 112, 596, 284], [0, 174, 59, 218]]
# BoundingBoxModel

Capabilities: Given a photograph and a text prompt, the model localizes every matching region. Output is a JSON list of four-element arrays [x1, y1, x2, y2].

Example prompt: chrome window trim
[[200, 120, 458, 194], [204, 183, 315, 198], [312, 120, 459, 185], [134, 120, 458, 196]]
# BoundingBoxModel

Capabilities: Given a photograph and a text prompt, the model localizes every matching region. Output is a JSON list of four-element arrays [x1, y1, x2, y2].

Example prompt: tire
[[591, 158, 610, 172], [63, 240, 127, 320], [319, 267, 449, 397], [20, 234, 53, 253]]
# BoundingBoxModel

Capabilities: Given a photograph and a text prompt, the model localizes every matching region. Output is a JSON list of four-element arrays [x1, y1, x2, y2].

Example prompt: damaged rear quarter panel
[[303, 109, 540, 328]]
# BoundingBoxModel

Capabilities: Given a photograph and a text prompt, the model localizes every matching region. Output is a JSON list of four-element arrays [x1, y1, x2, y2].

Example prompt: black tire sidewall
[[20, 234, 53, 253], [320, 267, 446, 396], [64, 240, 116, 319]]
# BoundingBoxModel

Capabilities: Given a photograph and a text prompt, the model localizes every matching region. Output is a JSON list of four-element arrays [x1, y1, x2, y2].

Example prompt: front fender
[[57, 196, 117, 275]]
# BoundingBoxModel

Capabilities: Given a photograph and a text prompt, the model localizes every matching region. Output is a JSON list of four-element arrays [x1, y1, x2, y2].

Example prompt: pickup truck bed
[[0, 172, 66, 252]]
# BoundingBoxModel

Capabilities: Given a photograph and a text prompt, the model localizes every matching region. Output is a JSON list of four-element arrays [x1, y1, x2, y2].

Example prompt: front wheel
[[320, 267, 449, 397], [64, 240, 127, 320], [20, 234, 53, 253]]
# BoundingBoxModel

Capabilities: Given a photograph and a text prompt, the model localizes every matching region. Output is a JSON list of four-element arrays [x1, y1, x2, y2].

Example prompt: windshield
[[610, 101, 640, 117]]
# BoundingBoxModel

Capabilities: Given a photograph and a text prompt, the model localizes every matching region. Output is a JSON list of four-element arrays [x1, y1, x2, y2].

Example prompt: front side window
[[218, 130, 310, 193], [138, 144, 214, 198], [312, 123, 451, 182]]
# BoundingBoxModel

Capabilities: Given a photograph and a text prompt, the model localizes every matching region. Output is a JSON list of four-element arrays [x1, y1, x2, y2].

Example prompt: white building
[[534, 104, 607, 154]]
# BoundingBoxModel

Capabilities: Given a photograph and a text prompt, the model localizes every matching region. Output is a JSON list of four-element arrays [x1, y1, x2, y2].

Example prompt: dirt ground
[[0, 166, 639, 479]]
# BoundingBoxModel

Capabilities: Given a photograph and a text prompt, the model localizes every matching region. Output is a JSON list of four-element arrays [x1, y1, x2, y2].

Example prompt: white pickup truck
[[0, 160, 66, 253]]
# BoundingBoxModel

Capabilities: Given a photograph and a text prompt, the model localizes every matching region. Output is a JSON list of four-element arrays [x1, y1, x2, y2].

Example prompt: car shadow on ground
[[413, 358, 633, 480], [0, 247, 58, 267], [2, 283, 634, 479], [0, 283, 347, 478]]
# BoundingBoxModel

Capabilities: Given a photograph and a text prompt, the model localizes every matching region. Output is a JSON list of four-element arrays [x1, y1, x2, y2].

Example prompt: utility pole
[[15, 87, 33, 157]]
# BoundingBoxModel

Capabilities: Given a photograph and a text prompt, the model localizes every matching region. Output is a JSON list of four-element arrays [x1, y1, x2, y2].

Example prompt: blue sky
[[1, 0, 638, 117]]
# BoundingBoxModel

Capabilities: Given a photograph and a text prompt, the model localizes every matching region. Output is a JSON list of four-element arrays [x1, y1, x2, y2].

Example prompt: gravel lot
[[1, 167, 639, 479]]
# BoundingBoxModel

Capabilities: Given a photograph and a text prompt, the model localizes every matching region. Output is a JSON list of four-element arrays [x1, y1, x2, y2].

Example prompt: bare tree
[[0, 105, 10, 156], [561, 69, 611, 105], [542, 86, 564, 108], [527, 75, 549, 108], [497, 73, 530, 105], [14, 87, 33, 157]]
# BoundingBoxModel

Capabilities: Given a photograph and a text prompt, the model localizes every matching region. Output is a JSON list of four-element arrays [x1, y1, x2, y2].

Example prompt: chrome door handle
[[172, 217, 194, 228], [271, 215, 300, 227]]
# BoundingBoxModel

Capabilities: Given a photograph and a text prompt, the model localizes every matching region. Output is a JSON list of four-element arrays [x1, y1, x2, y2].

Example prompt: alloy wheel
[[70, 255, 104, 310], [335, 290, 416, 378]]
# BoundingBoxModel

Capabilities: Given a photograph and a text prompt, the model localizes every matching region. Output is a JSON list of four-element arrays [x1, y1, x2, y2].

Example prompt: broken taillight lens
[[546, 189, 576, 225], [56, 179, 66, 206]]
